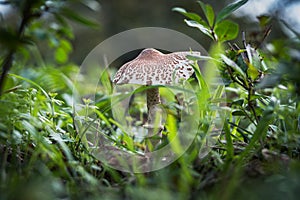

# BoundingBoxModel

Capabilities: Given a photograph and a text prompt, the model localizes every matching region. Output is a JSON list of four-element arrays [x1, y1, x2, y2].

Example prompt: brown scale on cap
[[113, 48, 200, 86]]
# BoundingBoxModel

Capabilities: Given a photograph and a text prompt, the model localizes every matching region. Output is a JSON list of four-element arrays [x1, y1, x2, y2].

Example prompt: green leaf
[[239, 109, 275, 159], [215, 20, 239, 42], [55, 47, 68, 64], [232, 99, 244, 106], [191, 61, 210, 114], [257, 15, 272, 27], [54, 39, 72, 64], [198, 1, 215, 27], [246, 44, 265, 71], [221, 54, 247, 79], [184, 20, 213, 40], [172, 7, 204, 23], [60, 39, 72, 53], [60, 8, 99, 28], [121, 133, 135, 151], [100, 69, 113, 95], [54, 13, 74, 39], [224, 121, 234, 160], [186, 54, 219, 63], [247, 63, 259, 80], [9, 74, 50, 99], [232, 110, 245, 116], [216, 0, 248, 24], [166, 114, 183, 155]]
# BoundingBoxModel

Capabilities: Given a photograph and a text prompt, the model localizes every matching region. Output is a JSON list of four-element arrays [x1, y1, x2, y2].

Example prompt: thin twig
[[0, 3, 41, 95], [0, 51, 14, 95], [242, 31, 247, 49], [227, 66, 248, 90], [255, 25, 272, 50], [247, 85, 259, 124]]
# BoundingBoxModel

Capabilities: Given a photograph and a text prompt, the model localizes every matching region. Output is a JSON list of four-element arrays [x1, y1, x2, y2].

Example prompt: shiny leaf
[[198, 1, 215, 27], [172, 7, 204, 23], [216, 0, 248, 24], [184, 20, 213, 39], [215, 20, 239, 42]]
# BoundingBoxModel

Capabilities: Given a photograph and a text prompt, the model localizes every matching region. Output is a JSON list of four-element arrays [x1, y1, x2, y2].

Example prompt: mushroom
[[113, 48, 200, 150]]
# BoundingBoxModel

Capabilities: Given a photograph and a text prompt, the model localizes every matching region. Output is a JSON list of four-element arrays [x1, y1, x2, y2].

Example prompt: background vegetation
[[0, 0, 299, 199]]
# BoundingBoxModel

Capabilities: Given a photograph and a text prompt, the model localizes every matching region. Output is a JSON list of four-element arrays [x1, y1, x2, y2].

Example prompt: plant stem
[[0, 2, 40, 95], [247, 85, 259, 124], [0, 51, 14, 95]]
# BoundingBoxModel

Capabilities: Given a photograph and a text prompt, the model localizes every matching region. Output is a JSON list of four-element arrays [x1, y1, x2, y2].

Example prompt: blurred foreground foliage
[[1, 0, 300, 200]]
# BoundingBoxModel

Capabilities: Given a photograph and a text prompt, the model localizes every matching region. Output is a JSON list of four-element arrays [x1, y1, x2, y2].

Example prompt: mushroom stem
[[146, 87, 161, 119], [145, 87, 163, 151]]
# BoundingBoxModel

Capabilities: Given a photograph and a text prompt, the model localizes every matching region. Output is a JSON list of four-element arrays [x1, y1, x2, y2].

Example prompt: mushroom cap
[[113, 48, 200, 85]]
